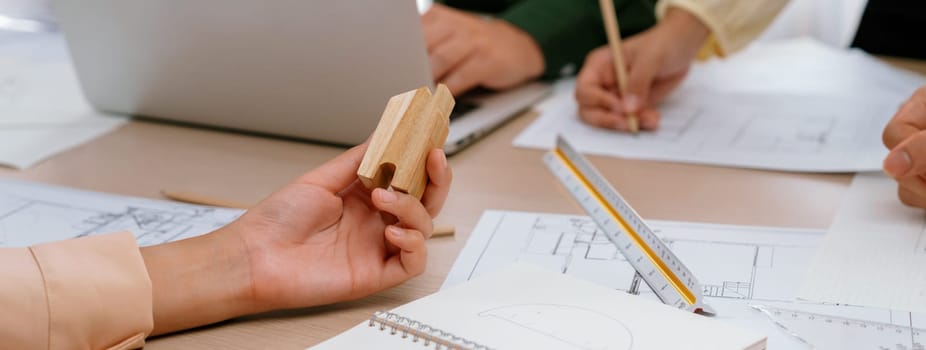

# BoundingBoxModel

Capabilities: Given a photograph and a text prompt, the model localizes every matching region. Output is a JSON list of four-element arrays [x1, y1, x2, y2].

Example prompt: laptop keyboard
[[449, 101, 480, 121]]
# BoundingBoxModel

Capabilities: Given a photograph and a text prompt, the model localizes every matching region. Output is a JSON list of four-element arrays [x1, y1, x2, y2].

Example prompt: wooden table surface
[[2, 51, 923, 350], [1, 107, 854, 348]]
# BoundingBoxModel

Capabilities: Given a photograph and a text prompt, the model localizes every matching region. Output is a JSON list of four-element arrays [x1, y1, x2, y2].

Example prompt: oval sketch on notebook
[[478, 303, 632, 350]]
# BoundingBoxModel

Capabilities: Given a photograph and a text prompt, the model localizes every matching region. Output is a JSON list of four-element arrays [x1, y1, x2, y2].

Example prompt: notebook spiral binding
[[368, 311, 495, 350]]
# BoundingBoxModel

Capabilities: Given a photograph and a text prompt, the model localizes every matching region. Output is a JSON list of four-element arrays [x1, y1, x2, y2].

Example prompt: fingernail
[[388, 226, 405, 238], [439, 150, 448, 169], [884, 149, 912, 177], [623, 94, 639, 112], [378, 189, 397, 203]]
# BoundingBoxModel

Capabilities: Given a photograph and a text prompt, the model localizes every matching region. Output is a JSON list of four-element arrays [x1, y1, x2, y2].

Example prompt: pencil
[[598, 0, 640, 134], [161, 189, 250, 209], [432, 225, 455, 238]]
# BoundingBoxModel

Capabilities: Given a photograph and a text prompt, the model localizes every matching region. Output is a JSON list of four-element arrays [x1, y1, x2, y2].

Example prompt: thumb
[[297, 142, 369, 192], [885, 130, 926, 178]]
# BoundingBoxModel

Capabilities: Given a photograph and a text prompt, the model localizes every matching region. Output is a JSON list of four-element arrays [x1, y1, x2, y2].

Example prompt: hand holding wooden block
[[357, 84, 454, 199]]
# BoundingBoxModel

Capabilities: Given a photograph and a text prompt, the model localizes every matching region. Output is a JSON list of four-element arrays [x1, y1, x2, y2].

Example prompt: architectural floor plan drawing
[[444, 210, 926, 350], [513, 87, 891, 172], [0, 178, 242, 247], [514, 39, 926, 173], [444, 211, 820, 303]]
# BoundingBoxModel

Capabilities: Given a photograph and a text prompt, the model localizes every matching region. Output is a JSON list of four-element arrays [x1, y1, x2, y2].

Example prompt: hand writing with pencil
[[883, 86, 926, 208], [575, 8, 709, 132]]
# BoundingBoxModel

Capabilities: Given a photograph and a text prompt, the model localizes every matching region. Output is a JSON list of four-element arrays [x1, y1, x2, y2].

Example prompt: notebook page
[[312, 263, 765, 350]]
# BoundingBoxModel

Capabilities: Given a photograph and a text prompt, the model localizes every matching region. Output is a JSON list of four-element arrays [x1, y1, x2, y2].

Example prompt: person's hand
[[236, 144, 452, 308], [422, 3, 544, 96], [883, 86, 926, 208], [143, 143, 452, 335], [574, 8, 709, 132]]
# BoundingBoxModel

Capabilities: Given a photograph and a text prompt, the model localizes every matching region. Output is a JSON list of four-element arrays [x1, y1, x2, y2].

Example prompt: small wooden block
[[358, 84, 454, 199]]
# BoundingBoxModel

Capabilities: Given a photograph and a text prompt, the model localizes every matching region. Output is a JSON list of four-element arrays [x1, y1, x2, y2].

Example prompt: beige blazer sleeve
[[656, 0, 790, 58], [0, 232, 153, 350]]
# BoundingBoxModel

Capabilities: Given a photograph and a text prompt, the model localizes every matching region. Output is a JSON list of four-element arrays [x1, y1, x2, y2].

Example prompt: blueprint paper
[[800, 173, 926, 313], [517, 38, 926, 172], [0, 31, 126, 169], [445, 210, 926, 349], [0, 178, 242, 247]]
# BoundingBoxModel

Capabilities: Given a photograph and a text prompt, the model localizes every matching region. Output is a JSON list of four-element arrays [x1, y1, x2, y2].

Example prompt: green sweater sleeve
[[500, 0, 657, 79]]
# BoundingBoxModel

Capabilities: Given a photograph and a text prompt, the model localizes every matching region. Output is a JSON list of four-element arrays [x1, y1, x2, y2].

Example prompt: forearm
[[1, 233, 153, 349], [659, 7, 710, 60], [141, 226, 258, 336], [656, 0, 789, 57]]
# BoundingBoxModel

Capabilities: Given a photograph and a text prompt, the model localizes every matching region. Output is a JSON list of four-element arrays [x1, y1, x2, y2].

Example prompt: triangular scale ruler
[[544, 135, 713, 314]]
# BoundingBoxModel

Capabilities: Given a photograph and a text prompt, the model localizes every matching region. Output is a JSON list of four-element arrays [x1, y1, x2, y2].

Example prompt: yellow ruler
[[545, 136, 714, 314]]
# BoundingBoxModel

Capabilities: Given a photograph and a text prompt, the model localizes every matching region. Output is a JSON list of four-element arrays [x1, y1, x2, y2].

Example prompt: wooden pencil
[[598, 0, 640, 133], [161, 189, 250, 209]]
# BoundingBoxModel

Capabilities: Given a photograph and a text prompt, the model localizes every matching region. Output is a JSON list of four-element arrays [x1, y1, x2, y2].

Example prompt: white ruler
[[754, 305, 926, 350], [544, 136, 713, 314]]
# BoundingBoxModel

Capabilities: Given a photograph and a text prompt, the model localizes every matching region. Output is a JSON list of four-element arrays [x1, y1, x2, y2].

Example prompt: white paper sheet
[[0, 177, 242, 247], [314, 263, 766, 350], [800, 173, 926, 314], [445, 210, 926, 349], [0, 31, 126, 169], [517, 38, 926, 172]]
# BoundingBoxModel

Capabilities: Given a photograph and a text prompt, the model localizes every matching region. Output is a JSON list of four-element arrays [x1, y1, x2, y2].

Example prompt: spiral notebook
[[310, 263, 766, 349]]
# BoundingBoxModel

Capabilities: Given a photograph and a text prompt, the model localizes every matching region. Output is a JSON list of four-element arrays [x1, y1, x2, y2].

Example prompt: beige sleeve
[[656, 0, 790, 58], [0, 232, 153, 350]]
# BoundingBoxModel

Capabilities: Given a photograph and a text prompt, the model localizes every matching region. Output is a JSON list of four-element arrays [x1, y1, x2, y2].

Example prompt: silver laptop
[[49, 0, 550, 154]]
